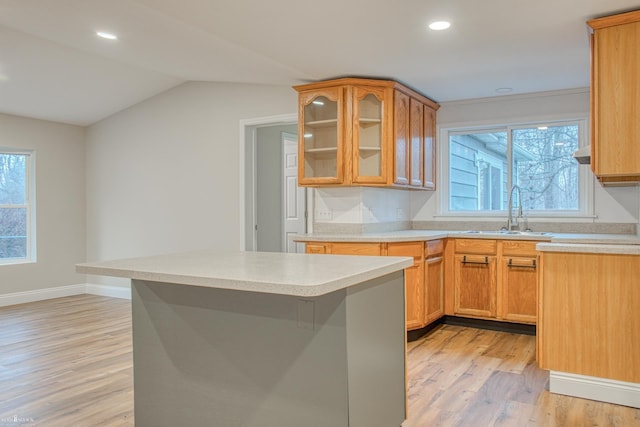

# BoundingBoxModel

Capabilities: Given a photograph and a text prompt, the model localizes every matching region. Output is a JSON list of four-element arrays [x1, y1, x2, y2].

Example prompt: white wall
[[85, 81, 297, 286], [0, 113, 86, 295], [412, 88, 639, 224]]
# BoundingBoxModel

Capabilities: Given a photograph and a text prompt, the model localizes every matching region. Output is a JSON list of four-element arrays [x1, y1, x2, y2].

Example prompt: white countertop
[[536, 243, 640, 255], [294, 230, 640, 245], [77, 250, 413, 297]]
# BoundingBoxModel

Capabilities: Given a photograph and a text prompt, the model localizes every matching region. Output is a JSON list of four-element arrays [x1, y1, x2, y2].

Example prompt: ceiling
[[0, 0, 637, 126]]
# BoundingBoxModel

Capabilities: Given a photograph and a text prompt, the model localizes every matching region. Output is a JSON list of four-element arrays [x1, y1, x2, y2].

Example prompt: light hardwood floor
[[0, 295, 638, 426]]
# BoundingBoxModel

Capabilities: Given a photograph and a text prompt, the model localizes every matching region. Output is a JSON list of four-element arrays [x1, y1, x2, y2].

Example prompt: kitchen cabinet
[[588, 10, 640, 184], [449, 238, 537, 324], [294, 78, 439, 189], [305, 243, 328, 254], [538, 250, 640, 383], [303, 239, 443, 331], [297, 87, 344, 185], [423, 107, 436, 190], [424, 240, 444, 323], [388, 242, 425, 330], [409, 98, 424, 187], [330, 242, 383, 255], [498, 241, 537, 324], [453, 239, 497, 318]]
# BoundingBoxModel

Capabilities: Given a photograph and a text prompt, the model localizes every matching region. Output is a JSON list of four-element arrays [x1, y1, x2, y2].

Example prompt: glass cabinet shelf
[[305, 147, 338, 153], [306, 119, 339, 127]]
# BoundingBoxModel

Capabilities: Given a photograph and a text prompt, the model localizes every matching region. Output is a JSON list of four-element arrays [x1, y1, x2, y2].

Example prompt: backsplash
[[314, 187, 411, 224], [412, 220, 637, 234]]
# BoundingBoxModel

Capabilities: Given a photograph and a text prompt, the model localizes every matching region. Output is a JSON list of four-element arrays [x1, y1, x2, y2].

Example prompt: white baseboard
[[0, 283, 131, 307], [0, 284, 86, 307], [85, 283, 131, 299], [550, 371, 640, 408]]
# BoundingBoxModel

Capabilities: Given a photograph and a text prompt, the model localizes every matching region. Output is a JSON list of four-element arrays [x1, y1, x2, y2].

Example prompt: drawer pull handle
[[507, 258, 537, 269], [462, 255, 489, 265]]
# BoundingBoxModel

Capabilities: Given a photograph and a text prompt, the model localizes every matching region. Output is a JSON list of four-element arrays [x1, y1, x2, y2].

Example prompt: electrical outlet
[[396, 208, 406, 219], [315, 209, 332, 221]]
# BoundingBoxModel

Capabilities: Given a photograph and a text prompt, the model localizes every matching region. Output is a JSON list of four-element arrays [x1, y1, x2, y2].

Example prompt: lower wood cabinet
[[329, 242, 382, 256], [304, 237, 538, 329], [453, 254, 497, 318], [304, 239, 444, 331], [424, 240, 444, 324], [450, 239, 537, 324], [538, 251, 640, 383], [388, 242, 424, 330], [498, 240, 538, 324]]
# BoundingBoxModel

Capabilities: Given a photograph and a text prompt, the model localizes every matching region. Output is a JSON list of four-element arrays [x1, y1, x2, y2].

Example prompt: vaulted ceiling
[[0, 0, 637, 126]]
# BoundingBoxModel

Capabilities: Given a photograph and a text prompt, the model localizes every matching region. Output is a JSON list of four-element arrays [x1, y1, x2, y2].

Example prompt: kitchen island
[[77, 250, 412, 427]]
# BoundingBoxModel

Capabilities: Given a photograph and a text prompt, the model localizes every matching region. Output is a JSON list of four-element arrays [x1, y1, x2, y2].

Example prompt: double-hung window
[[0, 149, 35, 264], [443, 120, 591, 216]]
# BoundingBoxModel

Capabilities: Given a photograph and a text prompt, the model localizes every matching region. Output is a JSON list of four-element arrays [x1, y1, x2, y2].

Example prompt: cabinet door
[[404, 262, 425, 330], [298, 88, 345, 185], [388, 242, 425, 330], [352, 86, 391, 185], [424, 255, 444, 324], [423, 106, 436, 190], [591, 18, 640, 178], [409, 98, 423, 187], [393, 91, 410, 185], [453, 254, 497, 318], [499, 256, 537, 324]]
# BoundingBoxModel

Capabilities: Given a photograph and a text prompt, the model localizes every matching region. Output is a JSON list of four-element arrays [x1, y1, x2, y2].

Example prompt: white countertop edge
[[536, 243, 640, 255], [77, 251, 414, 297], [293, 231, 640, 245]]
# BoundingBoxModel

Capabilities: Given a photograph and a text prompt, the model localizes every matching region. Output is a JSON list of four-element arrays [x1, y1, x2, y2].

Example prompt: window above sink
[[440, 118, 594, 219]]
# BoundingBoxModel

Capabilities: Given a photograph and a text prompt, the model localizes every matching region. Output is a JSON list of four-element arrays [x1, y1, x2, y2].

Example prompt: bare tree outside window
[[513, 125, 579, 211], [448, 122, 581, 214], [0, 153, 29, 260]]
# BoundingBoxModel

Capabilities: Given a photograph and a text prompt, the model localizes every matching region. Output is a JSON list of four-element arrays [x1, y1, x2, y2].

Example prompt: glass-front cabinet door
[[298, 88, 343, 184], [352, 86, 389, 184]]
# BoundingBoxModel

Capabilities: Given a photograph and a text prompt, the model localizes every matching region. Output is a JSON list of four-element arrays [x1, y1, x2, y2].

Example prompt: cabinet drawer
[[330, 242, 382, 256], [455, 239, 497, 255], [387, 241, 423, 262], [501, 240, 538, 257], [426, 239, 444, 257], [305, 243, 327, 254]]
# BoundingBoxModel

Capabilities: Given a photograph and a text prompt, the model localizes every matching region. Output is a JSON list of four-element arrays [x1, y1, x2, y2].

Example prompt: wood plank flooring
[[404, 325, 640, 427], [0, 295, 133, 427], [0, 295, 638, 426]]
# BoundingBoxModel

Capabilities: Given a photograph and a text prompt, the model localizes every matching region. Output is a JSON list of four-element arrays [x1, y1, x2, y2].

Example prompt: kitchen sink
[[463, 230, 551, 236]]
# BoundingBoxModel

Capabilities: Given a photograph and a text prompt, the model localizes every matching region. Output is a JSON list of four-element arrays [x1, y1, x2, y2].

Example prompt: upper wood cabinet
[[297, 88, 345, 185], [588, 10, 640, 184], [294, 78, 439, 189]]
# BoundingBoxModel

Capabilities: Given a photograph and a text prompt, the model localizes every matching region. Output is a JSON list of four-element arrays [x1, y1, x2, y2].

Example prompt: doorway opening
[[240, 114, 312, 253]]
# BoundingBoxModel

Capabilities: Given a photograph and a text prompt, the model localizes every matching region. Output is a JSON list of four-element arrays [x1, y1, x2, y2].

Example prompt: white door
[[283, 133, 306, 253]]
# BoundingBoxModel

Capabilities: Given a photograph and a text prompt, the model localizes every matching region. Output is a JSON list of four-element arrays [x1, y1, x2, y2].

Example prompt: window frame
[[439, 118, 594, 219], [0, 148, 36, 265]]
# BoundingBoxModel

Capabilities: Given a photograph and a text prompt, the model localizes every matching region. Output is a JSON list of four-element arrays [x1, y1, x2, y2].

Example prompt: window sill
[[0, 259, 36, 266]]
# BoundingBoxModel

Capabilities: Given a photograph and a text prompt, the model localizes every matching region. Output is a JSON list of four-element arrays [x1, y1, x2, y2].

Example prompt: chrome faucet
[[506, 185, 523, 231]]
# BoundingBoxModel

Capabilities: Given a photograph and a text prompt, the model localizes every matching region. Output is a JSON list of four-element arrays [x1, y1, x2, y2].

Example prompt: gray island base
[[77, 250, 412, 427]]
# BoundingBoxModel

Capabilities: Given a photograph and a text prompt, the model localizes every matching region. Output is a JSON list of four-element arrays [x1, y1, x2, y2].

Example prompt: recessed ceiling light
[[96, 31, 117, 40], [495, 87, 513, 94], [428, 21, 451, 31]]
